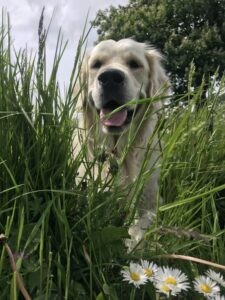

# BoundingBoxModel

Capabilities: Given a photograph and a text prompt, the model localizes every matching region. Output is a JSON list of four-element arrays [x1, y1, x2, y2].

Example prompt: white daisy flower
[[212, 294, 225, 300], [121, 262, 148, 288], [140, 260, 158, 282], [154, 266, 190, 297], [206, 269, 225, 288], [155, 281, 180, 297], [193, 275, 220, 298]]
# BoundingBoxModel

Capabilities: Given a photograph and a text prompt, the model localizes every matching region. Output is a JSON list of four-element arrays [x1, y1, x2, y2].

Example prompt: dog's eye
[[91, 60, 102, 69], [127, 59, 141, 69]]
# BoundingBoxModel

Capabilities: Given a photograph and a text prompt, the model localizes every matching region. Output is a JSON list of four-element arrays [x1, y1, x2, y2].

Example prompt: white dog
[[74, 39, 170, 246]]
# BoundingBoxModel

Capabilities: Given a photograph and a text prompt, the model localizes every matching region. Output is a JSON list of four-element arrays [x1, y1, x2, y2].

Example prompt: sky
[[0, 0, 128, 89]]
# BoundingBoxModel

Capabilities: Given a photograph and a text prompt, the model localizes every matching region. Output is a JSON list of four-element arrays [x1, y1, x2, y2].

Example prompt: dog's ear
[[75, 53, 89, 109], [145, 48, 170, 109], [74, 53, 90, 123], [74, 53, 96, 131]]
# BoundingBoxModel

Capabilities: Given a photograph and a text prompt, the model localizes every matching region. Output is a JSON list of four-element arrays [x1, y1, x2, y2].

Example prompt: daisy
[[155, 281, 180, 297], [212, 295, 225, 300], [193, 275, 220, 298], [206, 269, 225, 288], [121, 262, 148, 288], [154, 266, 190, 297], [141, 259, 158, 282]]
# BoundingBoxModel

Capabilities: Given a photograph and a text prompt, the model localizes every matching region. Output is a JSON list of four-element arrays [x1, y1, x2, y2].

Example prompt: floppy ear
[[75, 54, 89, 110], [74, 53, 96, 131], [145, 48, 170, 109]]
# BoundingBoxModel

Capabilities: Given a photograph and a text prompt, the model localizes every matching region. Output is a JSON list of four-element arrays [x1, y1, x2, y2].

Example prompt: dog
[[74, 39, 170, 247]]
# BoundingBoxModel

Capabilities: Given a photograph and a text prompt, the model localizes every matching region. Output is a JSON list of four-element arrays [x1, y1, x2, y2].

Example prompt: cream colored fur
[[74, 39, 170, 248]]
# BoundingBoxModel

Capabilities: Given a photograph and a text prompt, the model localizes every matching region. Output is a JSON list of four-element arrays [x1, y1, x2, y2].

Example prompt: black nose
[[98, 69, 125, 87]]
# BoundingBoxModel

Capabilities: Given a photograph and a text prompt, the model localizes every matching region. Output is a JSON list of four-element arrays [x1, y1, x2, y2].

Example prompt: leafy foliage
[[94, 0, 225, 95]]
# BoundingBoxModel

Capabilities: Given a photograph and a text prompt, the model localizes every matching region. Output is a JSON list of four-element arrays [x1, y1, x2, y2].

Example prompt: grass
[[0, 12, 225, 300]]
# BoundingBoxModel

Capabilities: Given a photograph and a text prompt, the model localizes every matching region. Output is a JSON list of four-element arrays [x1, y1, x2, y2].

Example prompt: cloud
[[1, 0, 128, 49], [0, 0, 128, 86]]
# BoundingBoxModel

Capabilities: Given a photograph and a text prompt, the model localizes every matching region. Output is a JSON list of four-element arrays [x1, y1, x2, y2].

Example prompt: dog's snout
[[98, 69, 125, 87]]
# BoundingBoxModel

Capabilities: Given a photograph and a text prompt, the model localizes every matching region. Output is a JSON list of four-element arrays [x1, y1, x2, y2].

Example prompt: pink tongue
[[100, 108, 127, 127]]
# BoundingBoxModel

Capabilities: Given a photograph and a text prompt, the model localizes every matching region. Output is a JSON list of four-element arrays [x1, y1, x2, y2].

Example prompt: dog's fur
[[74, 39, 169, 246]]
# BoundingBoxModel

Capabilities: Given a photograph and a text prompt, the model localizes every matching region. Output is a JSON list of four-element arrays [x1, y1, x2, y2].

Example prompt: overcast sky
[[0, 0, 128, 89]]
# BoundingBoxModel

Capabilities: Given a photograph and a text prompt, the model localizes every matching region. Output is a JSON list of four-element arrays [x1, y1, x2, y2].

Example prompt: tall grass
[[0, 12, 225, 300]]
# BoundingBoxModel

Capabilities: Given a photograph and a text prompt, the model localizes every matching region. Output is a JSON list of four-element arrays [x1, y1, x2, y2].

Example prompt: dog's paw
[[125, 225, 145, 252], [125, 211, 155, 251]]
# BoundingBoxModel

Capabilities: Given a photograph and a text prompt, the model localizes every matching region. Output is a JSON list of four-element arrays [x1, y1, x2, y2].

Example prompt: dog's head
[[81, 39, 169, 135]]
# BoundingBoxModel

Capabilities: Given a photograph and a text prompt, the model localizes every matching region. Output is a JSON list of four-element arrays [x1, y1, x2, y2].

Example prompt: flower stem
[[130, 287, 136, 300]]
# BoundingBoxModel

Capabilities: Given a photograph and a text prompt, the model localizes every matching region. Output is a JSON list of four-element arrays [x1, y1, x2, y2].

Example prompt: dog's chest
[[111, 138, 149, 184]]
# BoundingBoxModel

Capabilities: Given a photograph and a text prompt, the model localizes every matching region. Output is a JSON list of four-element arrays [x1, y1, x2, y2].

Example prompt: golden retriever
[[74, 39, 170, 247]]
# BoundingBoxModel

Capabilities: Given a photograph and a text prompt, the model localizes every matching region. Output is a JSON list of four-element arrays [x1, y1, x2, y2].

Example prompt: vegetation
[[0, 11, 225, 300], [94, 0, 225, 95]]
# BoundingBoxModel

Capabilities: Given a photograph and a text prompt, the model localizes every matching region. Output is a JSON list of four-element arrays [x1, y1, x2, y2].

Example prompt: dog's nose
[[98, 69, 125, 87]]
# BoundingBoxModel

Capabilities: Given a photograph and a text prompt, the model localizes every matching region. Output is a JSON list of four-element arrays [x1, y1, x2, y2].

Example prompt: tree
[[93, 0, 225, 95]]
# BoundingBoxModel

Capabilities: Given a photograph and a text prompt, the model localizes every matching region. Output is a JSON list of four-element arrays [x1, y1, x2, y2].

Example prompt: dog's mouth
[[97, 101, 138, 131]]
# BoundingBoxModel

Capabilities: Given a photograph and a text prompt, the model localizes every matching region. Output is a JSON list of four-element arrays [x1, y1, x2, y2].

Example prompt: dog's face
[[84, 39, 168, 135]]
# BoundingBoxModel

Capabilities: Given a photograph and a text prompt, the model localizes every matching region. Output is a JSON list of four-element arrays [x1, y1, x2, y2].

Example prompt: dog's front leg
[[126, 169, 160, 250]]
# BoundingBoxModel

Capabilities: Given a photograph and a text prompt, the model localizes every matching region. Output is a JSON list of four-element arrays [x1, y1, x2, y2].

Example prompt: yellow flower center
[[200, 284, 212, 294], [165, 276, 177, 285], [161, 284, 171, 293], [130, 272, 140, 282], [144, 268, 153, 278]]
